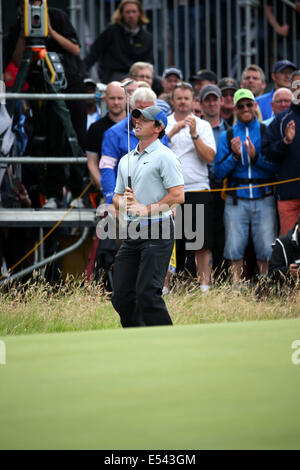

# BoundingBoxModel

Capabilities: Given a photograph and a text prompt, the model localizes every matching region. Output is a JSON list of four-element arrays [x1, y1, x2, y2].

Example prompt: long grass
[[1, 273, 299, 336]]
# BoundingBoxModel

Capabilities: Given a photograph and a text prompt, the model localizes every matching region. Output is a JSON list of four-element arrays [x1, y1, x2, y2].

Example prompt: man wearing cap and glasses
[[218, 77, 239, 127], [256, 60, 297, 121], [111, 106, 184, 327], [214, 89, 278, 286]]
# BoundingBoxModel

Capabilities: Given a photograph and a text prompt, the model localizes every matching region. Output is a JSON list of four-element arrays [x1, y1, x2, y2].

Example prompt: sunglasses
[[134, 74, 153, 81], [222, 90, 235, 97], [174, 81, 193, 90], [273, 99, 292, 104], [236, 101, 254, 110]]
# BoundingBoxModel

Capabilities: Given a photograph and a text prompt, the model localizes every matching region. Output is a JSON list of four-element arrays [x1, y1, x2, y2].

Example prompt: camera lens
[[32, 14, 41, 28]]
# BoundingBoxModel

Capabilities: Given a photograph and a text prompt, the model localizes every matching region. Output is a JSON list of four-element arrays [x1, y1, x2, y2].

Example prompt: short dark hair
[[155, 120, 165, 140]]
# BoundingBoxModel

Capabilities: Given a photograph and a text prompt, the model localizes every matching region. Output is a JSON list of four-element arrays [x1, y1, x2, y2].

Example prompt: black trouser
[[111, 219, 174, 328]]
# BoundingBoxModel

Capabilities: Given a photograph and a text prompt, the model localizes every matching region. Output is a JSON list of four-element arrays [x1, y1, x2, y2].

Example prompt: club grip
[[128, 176, 132, 189]]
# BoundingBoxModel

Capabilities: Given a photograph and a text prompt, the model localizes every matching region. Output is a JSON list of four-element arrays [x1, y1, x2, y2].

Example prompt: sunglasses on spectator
[[236, 101, 254, 110], [222, 90, 235, 97], [133, 74, 153, 80], [273, 99, 292, 104], [174, 81, 193, 90]]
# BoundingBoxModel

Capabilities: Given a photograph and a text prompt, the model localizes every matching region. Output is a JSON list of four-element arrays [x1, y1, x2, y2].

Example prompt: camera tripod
[[6, 0, 83, 159]]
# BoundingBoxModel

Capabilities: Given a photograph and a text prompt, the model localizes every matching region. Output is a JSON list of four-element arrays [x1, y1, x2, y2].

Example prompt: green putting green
[[0, 319, 300, 450]]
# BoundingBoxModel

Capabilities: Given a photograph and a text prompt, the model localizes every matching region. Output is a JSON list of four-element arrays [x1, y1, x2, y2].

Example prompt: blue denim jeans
[[224, 195, 277, 261]]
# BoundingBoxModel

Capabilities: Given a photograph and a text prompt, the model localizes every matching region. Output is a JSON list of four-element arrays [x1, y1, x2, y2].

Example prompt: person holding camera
[[268, 214, 300, 284]]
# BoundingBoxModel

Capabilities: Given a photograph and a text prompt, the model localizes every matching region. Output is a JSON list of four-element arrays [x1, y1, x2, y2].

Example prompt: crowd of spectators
[[1, 0, 300, 290]]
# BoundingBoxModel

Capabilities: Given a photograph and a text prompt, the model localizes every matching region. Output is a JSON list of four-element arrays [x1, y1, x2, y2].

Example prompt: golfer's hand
[[124, 187, 148, 217], [124, 186, 134, 202], [230, 136, 242, 157], [243, 136, 256, 159], [284, 120, 295, 144]]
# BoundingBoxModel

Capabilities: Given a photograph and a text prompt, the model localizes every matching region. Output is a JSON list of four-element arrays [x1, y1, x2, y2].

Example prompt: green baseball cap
[[234, 88, 255, 105]]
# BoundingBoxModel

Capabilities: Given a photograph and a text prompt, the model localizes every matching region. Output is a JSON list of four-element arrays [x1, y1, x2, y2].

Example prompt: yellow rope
[[1, 175, 300, 282], [190, 176, 300, 192]]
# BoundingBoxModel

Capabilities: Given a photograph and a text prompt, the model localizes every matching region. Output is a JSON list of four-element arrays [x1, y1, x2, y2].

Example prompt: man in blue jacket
[[262, 70, 300, 236], [214, 89, 278, 284]]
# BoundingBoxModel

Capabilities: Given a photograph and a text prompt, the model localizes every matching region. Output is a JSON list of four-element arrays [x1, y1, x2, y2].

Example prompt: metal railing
[[0, 91, 100, 283], [70, 0, 299, 82]]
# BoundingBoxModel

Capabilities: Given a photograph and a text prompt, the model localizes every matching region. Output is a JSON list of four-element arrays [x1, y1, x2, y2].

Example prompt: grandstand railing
[[0, 91, 102, 283], [70, 0, 299, 82]]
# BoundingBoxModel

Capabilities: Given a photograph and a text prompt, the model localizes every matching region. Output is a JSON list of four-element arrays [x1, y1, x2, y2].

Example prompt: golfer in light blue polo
[[112, 106, 184, 328]]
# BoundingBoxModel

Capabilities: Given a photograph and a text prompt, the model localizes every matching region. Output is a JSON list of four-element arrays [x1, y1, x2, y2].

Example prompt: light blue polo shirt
[[115, 138, 184, 221]]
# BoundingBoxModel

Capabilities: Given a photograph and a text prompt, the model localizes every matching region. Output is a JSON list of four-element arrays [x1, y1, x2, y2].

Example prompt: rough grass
[[1, 272, 299, 336]]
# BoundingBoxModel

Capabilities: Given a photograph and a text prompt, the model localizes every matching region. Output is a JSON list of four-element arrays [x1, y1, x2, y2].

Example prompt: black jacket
[[268, 224, 300, 281], [84, 24, 153, 83], [261, 103, 300, 201]]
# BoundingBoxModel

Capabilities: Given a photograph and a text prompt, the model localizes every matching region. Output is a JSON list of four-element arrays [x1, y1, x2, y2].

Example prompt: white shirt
[[87, 106, 101, 130], [166, 113, 216, 191]]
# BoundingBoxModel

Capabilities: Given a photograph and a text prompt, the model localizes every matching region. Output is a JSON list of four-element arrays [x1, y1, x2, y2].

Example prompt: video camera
[[23, 0, 48, 46], [20, 0, 66, 89]]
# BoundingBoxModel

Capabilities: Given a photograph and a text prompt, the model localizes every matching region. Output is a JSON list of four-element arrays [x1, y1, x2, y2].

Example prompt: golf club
[[121, 80, 134, 188]]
